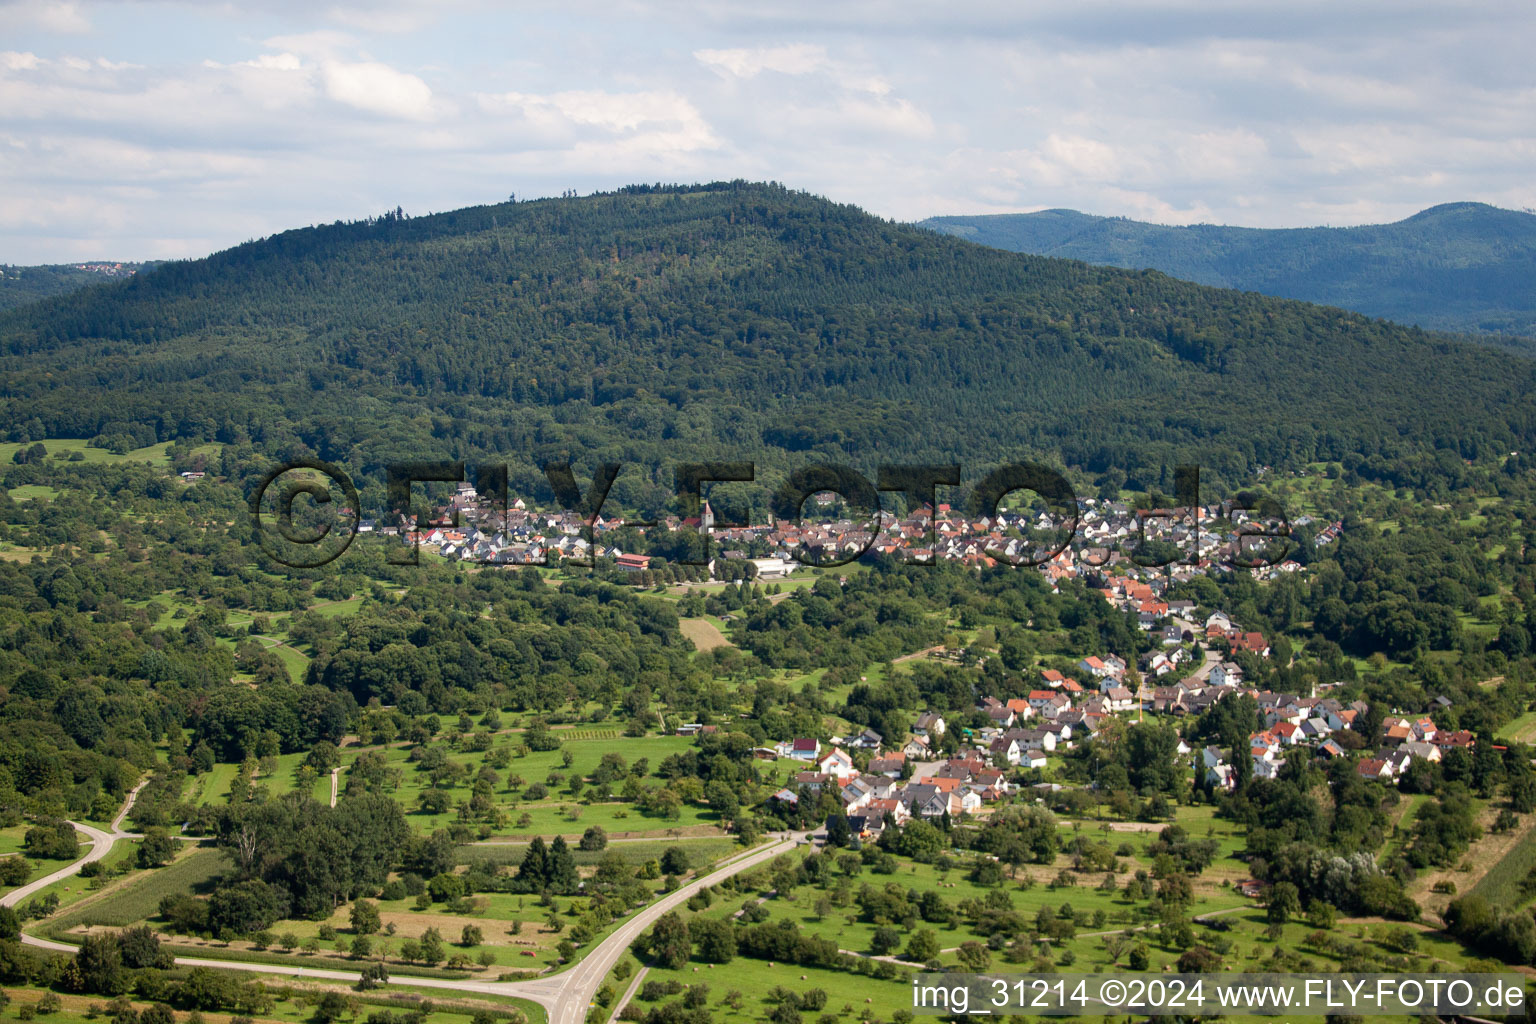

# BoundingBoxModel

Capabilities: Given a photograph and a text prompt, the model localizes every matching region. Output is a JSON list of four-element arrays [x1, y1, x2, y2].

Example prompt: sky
[[1, 0, 1533, 263]]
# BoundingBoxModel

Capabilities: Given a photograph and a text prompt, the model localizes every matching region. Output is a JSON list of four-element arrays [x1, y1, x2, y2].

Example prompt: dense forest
[[921, 202, 1536, 341], [1, 183, 1533, 516]]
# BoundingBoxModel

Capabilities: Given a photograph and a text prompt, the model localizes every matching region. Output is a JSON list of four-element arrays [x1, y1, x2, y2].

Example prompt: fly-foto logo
[[249, 459, 1290, 570]]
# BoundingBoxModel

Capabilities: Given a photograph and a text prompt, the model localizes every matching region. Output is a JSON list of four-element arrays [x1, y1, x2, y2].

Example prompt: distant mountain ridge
[[0, 261, 158, 313], [920, 202, 1536, 341]]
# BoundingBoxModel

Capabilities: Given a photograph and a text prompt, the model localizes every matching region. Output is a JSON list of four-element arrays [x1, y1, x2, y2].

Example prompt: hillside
[[0, 261, 156, 313], [920, 203, 1536, 341], [2, 182, 1533, 510]]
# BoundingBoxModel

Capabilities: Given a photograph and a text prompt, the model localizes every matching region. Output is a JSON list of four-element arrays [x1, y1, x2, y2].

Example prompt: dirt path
[[893, 645, 942, 664]]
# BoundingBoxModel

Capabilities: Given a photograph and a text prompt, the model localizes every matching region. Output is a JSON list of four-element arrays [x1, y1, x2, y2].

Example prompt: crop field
[[1467, 827, 1536, 908], [679, 617, 732, 651], [50, 847, 225, 930]]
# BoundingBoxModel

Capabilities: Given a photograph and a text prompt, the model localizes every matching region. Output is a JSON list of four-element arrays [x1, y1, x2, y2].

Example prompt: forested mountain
[[2, 182, 1533, 513], [0, 262, 154, 313], [920, 203, 1536, 342]]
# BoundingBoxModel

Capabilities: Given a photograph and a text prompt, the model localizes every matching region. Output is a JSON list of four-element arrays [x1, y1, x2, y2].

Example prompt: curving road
[[5, 782, 805, 1024], [1, 779, 147, 920]]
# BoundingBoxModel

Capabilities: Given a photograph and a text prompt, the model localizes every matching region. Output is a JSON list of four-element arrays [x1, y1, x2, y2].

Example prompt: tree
[[120, 925, 165, 969], [137, 828, 178, 869], [25, 819, 78, 860], [579, 826, 608, 852], [1267, 881, 1301, 925], [460, 924, 483, 947], [1177, 946, 1223, 973], [419, 928, 445, 965], [705, 780, 740, 824], [870, 926, 901, 956], [357, 963, 389, 991], [515, 836, 551, 892], [692, 918, 736, 963], [905, 929, 940, 962], [956, 941, 991, 972], [75, 933, 127, 995], [349, 899, 381, 935], [640, 911, 691, 969], [208, 880, 288, 938], [659, 846, 691, 876], [0, 857, 29, 887], [547, 835, 579, 893], [312, 992, 349, 1024]]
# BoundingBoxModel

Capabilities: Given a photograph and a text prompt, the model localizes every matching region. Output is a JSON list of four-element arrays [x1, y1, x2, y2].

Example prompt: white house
[[817, 747, 856, 780], [913, 712, 947, 739]]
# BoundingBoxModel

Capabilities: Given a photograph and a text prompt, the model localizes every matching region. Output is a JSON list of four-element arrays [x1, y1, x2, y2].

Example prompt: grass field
[[185, 753, 331, 808], [463, 837, 739, 869], [335, 733, 717, 835], [1498, 711, 1536, 743], [7, 483, 59, 501], [0, 438, 175, 466], [1, 984, 543, 1024], [620, 954, 908, 1024], [0, 824, 28, 857]]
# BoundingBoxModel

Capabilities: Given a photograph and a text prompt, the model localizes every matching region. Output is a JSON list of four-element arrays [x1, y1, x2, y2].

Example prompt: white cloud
[[1, 51, 42, 71], [694, 43, 830, 78], [323, 5, 431, 34], [0, 2, 1533, 261], [4, 1, 90, 34], [321, 60, 434, 119], [476, 88, 719, 157]]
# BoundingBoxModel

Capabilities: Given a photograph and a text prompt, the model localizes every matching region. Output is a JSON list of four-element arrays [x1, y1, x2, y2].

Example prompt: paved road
[[160, 835, 803, 1013], [7, 787, 805, 1023], [1, 778, 147, 919], [1172, 616, 1221, 681], [513, 834, 802, 1024]]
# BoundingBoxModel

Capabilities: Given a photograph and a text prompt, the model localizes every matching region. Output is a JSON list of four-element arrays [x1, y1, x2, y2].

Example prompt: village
[[378, 481, 1323, 586], [697, 596, 1473, 846]]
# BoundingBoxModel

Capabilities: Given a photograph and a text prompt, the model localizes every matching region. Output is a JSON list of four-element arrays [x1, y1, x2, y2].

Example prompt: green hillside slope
[[2, 182, 1532, 509]]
